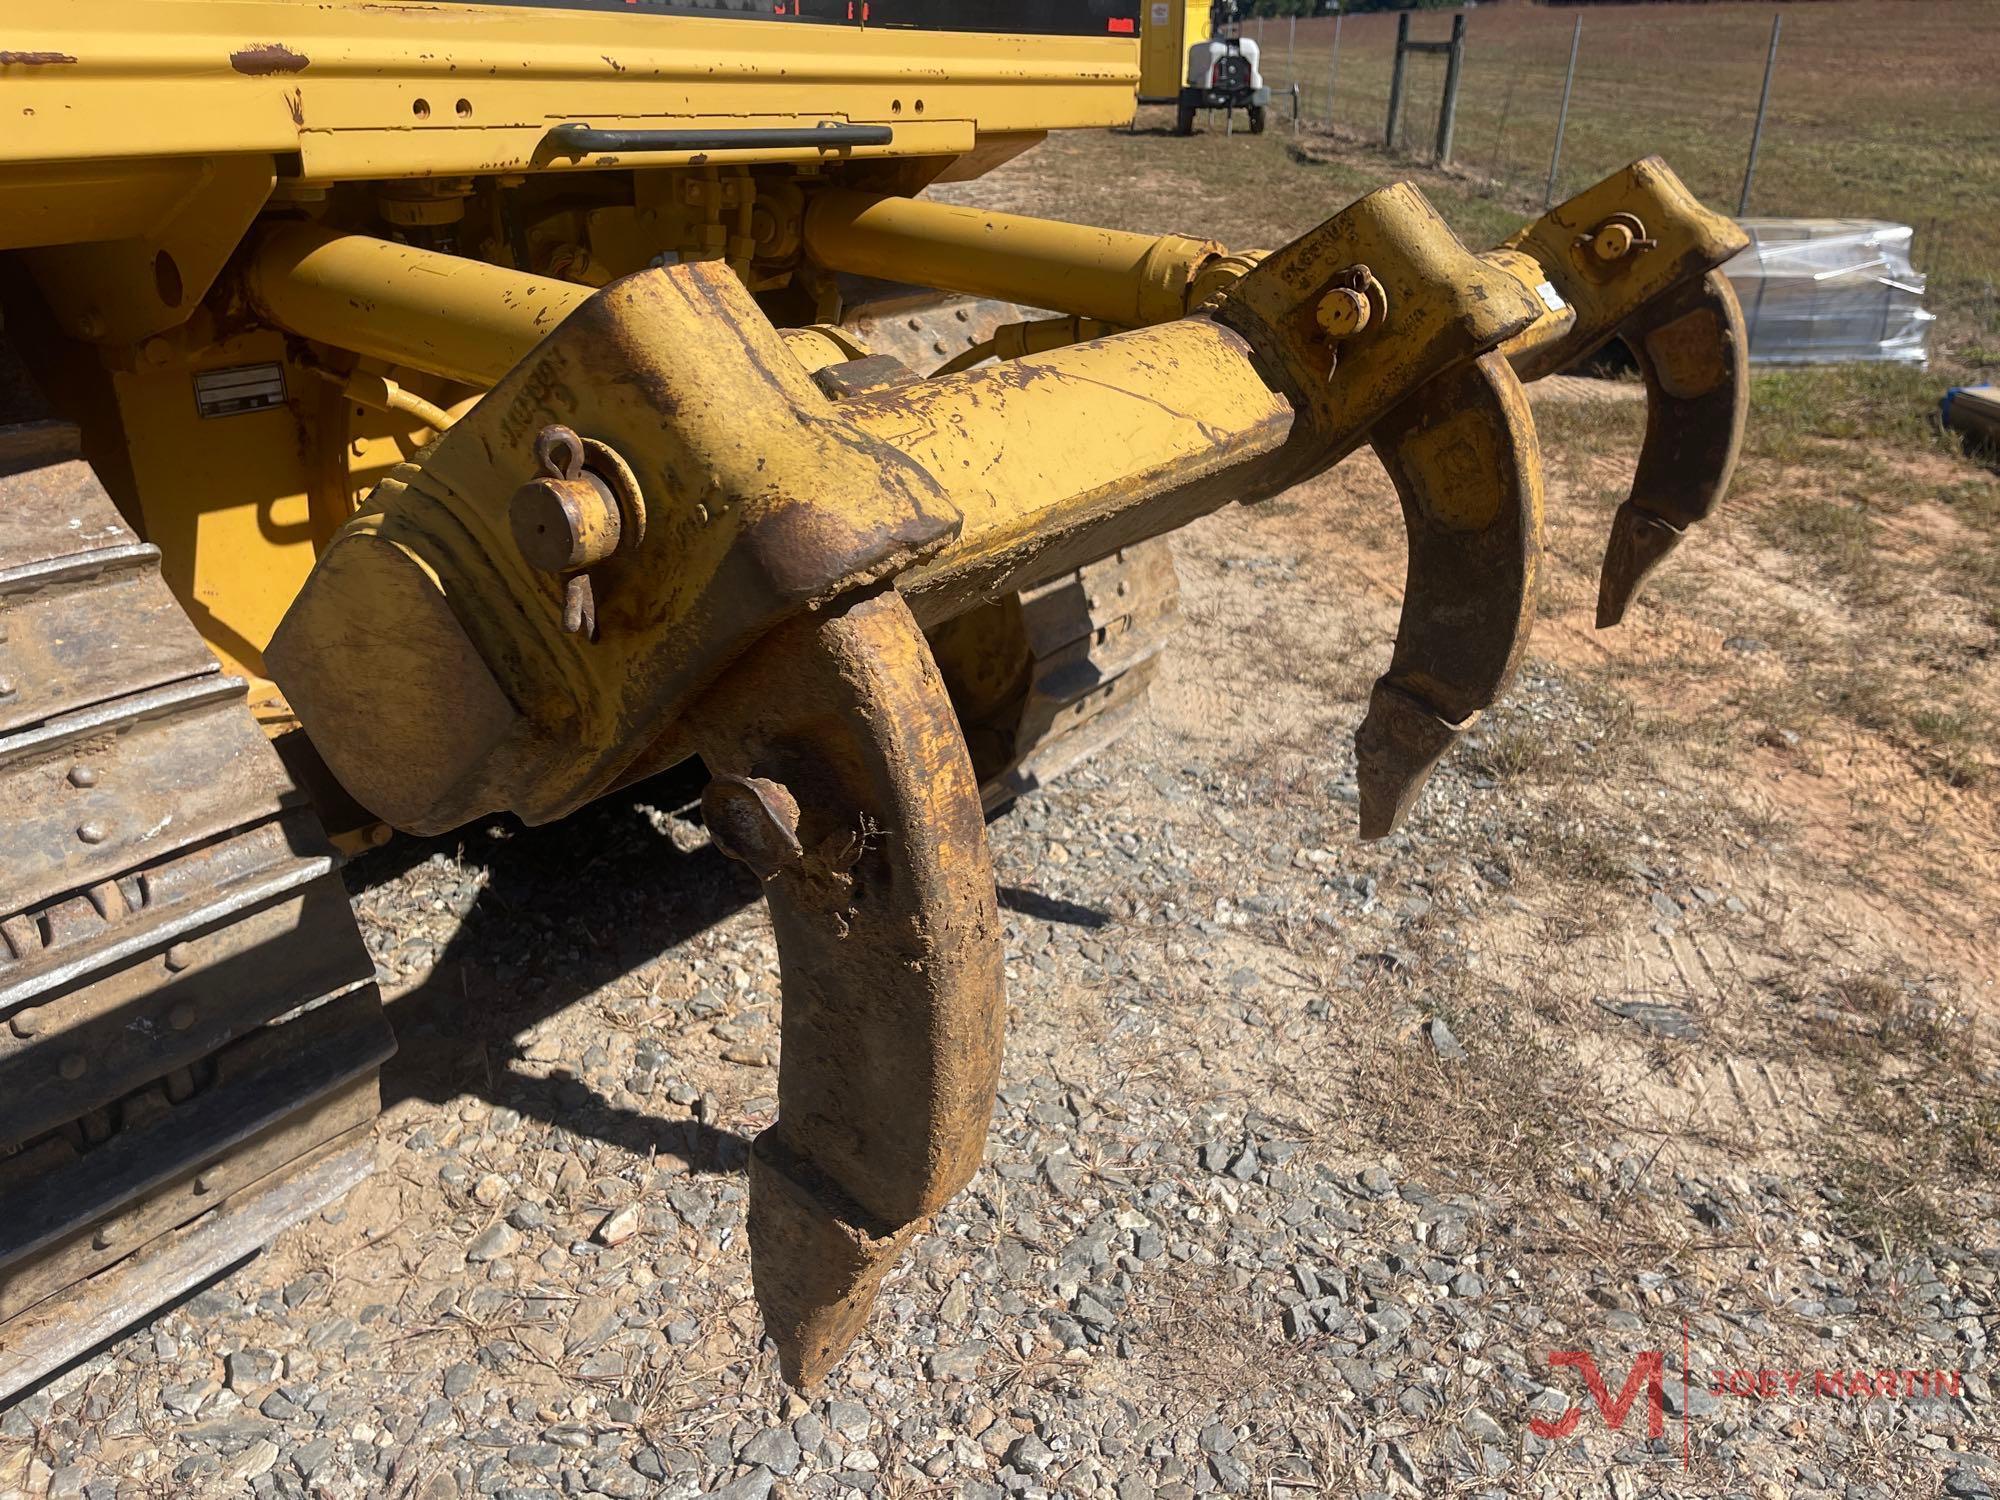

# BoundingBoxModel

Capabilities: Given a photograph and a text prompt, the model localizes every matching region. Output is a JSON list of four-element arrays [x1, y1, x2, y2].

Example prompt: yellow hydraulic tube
[[247, 224, 590, 389], [800, 191, 1574, 363], [802, 188, 1225, 328], [337, 369, 457, 434], [247, 223, 860, 386]]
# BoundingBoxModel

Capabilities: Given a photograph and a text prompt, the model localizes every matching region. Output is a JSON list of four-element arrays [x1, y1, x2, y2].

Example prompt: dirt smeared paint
[[230, 42, 309, 75], [0, 50, 78, 66]]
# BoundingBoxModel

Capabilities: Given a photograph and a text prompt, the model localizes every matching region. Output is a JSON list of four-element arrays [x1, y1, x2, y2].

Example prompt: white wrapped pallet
[[1721, 219, 1933, 366]]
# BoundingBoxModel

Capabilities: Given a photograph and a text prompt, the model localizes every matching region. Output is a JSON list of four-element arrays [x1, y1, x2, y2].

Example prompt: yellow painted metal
[[65, 157, 1737, 742], [248, 224, 864, 388], [805, 160, 1746, 397], [0, 159, 229, 253], [804, 190, 1224, 328], [0, 2, 1137, 190], [104, 329, 327, 710], [266, 260, 967, 833], [1139, 0, 1210, 98], [339, 371, 455, 436], [1498, 156, 1748, 381], [19, 154, 275, 344], [1482, 246, 1574, 373], [247, 225, 591, 391], [862, 320, 1293, 614], [263, 182, 1546, 836], [249, 186, 1541, 631]]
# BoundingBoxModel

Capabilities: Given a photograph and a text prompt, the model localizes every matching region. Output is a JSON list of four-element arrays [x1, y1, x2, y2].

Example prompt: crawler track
[[0, 340, 392, 1402], [947, 540, 1184, 812]]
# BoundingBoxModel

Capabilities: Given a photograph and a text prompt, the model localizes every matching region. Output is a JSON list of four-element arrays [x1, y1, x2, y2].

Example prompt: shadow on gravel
[[997, 885, 1110, 928], [341, 759, 759, 1165], [340, 762, 1112, 1171]]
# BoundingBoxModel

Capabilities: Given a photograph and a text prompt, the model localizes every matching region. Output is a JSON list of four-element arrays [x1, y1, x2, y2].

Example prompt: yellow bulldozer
[[0, 0, 1749, 1396]]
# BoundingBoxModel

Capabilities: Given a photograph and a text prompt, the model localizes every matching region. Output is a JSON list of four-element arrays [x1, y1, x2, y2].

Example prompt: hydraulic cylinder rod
[[802, 188, 1225, 328]]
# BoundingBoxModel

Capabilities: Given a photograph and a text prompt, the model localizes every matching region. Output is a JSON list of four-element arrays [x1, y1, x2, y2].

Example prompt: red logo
[[1533, 1323, 1966, 1472], [1530, 1350, 1669, 1442], [1531, 1323, 1689, 1468]]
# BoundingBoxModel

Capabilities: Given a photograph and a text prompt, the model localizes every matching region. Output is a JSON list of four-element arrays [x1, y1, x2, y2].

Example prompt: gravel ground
[[4, 451, 1995, 1499]]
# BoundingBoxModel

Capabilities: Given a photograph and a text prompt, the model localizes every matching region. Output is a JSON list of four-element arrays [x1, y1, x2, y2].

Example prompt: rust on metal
[[685, 589, 1004, 1386], [1491, 160, 1750, 626], [0, 51, 78, 66], [0, 367, 391, 1402], [508, 422, 632, 638], [1356, 351, 1544, 838], [701, 775, 805, 881], [228, 42, 309, 75], [1598, 267, 1748, 626], [267, 260, 965, 835], [247, 168, 1764, 1387]]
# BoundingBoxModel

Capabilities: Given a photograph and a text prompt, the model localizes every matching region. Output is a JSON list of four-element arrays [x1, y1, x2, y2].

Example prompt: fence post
[[1738, 14, 1782, 216], [1434, 12, 1466, 166], [1326, 3, 1343, 126], [1287, 11, 1296, 90], [1544, 14, 1581, 208], [1385, 12, 1411, 150]]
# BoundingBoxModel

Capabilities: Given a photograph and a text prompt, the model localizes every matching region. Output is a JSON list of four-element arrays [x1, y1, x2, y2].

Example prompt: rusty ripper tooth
[[1355, 681, 1468, 841], [688, 590, 1005, 1389], [1356, 351, 1546, 839], [747, 1134, 922, 1388], [1597, 267, 1749, 628]]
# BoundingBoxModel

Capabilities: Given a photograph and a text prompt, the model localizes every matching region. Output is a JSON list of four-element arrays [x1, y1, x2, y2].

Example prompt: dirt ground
[[6, 126, 1997, 1500]]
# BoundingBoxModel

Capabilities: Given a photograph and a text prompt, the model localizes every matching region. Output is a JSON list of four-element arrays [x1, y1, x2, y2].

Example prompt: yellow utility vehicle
[[0, 0, 1748, 1393]]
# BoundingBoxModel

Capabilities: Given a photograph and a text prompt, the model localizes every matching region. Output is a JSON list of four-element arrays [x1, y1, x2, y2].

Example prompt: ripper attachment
[[1490, 158, 1750, 625], [805, 156, 1747, 636], [1594, 268, 1747, 626], [261, 184, 1544, 1385]]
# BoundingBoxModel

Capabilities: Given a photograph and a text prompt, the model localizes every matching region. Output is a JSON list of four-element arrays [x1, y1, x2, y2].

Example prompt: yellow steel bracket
[[1489, 157, 1751, 625], [1207, 191, 1547, 835], [23, 154, 275, 345], [268, 267, 964, 835], [265, 183, 1547, 1388]]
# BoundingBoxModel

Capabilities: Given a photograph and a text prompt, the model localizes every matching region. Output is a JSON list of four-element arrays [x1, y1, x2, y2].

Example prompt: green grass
[[1746, 363, 1953, 462]]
